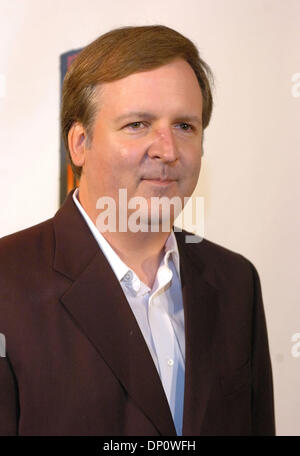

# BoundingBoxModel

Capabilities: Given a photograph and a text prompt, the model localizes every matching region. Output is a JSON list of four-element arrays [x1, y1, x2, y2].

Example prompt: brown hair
[[61, 25, 214, 179]]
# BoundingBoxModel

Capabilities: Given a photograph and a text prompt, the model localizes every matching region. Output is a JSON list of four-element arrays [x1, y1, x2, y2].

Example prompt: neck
[[101, 230, 170, 288], [77, 185, 172, 288]]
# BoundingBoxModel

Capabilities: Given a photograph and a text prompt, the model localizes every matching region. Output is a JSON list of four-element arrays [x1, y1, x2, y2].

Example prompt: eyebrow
[[113, 111, 202, 125]]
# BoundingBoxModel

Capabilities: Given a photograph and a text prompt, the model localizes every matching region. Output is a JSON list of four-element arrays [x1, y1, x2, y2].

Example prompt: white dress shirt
[[72, 188, 185, 435]]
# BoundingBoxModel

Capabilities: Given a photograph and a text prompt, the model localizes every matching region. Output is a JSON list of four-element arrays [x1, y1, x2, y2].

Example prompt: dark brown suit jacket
[[0, 190, 275, 435]]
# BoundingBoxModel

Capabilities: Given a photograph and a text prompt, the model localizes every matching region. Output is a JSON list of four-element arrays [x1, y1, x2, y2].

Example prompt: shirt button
[[124, 271, 133, 281], [167, 359, 174, 367]]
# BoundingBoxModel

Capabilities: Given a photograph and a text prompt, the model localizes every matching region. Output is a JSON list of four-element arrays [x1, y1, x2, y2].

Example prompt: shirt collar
[[164, 229, 180, 276], [73, 188, 129, 282], [72, 187, 181, 282]]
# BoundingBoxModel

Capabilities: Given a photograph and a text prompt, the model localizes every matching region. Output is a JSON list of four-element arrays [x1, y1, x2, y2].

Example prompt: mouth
[[141, 177, 177, 186]]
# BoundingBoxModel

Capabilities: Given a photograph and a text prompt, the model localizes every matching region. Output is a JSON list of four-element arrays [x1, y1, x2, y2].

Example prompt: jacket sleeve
[[0, 355, 19, 435], [250, 262, 276, 435]]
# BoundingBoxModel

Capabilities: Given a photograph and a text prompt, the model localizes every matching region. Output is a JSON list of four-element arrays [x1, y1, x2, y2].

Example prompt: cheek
[[88, 141, 141, 188], [117, 140, 144, 165], [185, 148, 202, 176], [194, 157, 202, 177], [105, 132, 143, 163], [182, 152, 201, 191]]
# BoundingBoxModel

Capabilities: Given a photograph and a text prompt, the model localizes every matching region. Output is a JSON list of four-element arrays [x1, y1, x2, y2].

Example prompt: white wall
[[0, 0, 299, 435]]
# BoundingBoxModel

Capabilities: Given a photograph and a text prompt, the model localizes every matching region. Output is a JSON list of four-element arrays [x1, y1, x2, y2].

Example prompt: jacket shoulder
[[176, 229, 251, 263], [0, 218, 55, 266], [175, 230, 257, 284]]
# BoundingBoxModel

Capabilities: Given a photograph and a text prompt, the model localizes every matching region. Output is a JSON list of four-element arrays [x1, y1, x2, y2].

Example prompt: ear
[[68, 122, 89, 168]]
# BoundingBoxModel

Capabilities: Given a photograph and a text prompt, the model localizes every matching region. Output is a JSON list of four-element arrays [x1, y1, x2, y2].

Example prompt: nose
[[147, 127, 178, 163]]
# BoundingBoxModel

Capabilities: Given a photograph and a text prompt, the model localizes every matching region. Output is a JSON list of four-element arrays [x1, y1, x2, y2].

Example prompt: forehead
[[96, 58, 203, 117]]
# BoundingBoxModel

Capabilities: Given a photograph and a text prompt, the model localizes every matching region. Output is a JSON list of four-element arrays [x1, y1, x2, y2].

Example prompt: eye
[[124, 121, 146, 130], [177, 122, 194, 131]]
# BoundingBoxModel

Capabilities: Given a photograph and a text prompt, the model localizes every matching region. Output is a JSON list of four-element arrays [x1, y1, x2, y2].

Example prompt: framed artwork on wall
[[59, 49, 82, 204]]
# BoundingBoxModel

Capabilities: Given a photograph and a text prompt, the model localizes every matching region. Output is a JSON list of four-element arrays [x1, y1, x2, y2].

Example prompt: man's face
[[80, 58, 203, 226]]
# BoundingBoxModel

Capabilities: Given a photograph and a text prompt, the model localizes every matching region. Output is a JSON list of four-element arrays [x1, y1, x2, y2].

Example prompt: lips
[[143, 178, 176, 182], [141, 178, 177, 187], [141, 175, 178, 181]]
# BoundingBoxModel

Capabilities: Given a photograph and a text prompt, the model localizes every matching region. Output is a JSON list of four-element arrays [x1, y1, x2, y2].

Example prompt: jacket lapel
[[53, 191, 177, 436], [176, 233, 220, 436]]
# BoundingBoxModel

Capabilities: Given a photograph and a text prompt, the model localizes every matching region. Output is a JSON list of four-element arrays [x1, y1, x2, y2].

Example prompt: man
[[0, 25, 275, 435]]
